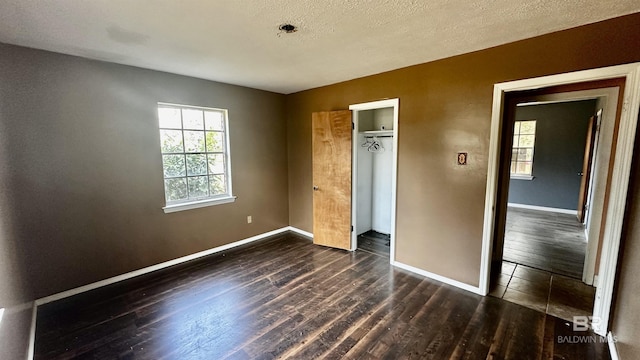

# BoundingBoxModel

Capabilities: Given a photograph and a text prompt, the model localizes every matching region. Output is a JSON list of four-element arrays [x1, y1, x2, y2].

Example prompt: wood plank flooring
[[34, 233, 610, 359], [504, 208, 586, 279], [357, 230, 390, 257]]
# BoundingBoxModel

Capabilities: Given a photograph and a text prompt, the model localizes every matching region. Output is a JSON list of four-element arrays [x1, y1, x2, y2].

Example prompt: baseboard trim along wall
[[507, 203, 578, 215], [34, 227, 292, 307], [26, 305, 37, 360], [27, 226, 302, 360], [287, 226, 314, 239], [391, 261, 484, 296], [24, 226, 487, 359], [2, 301, 33, 315], [608, 332, 620, 360]]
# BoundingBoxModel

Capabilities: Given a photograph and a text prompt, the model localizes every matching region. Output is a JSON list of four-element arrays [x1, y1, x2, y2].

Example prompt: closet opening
[[349, 99, 399, 261]]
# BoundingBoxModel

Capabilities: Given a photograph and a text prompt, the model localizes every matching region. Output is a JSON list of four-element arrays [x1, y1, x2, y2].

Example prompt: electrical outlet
[[247, 215, 252, 224]]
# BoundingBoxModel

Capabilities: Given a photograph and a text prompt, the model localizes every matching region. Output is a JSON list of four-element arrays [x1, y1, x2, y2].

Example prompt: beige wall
[[0, 43, 289, 304], [286, 14, 640, 287], [2, 12, 640, 360]]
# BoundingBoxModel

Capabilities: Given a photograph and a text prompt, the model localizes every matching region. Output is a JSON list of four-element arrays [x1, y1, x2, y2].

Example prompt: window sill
[[510, 175, 534, 181], [163, 196, 236, 213]]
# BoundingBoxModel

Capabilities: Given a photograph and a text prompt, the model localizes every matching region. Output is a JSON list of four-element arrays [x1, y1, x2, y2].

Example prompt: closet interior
[[355, 107, 394, 255]]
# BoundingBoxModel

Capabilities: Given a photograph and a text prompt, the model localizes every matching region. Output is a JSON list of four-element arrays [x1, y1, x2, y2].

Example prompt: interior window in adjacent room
[[511, 120, 536, 179]]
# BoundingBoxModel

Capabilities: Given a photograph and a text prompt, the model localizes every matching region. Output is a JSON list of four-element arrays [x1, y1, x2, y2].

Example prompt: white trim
[[507, 203, 578, 215], [163, 196, 237, 213], [392, 261, 483, 295], [35, 227, 290, 306], [0, 302, 35, 360], [478, 84, 505, 296], [480, 63, 640, 337], [1, 301, 33, 315], [24, 227, 300, 359], [608, 332, 620, 360], [592, 63, 640, 336], [509, 175, 534, 181], [286, 226, 314, 239], [349, 98, 399, 111], [26, 305, 36, 360], [349, 98, 399, 265], [158, 102, 235, 214]]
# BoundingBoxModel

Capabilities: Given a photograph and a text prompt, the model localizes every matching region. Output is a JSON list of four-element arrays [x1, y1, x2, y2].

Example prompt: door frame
[[479, 63, 640, 336], [509, 87, 619, 286], [349, 98, 399, 262]]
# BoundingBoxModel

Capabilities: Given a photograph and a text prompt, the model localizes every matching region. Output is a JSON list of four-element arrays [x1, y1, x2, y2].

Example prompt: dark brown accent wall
[[286, 14, 640, 292], [0, 43, 289, 305]]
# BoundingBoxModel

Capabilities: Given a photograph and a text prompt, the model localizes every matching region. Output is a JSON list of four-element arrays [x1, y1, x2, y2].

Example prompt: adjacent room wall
[[508, 100, 597, 210], [0, 43, 289, 303], [286, 14, 640, 288]]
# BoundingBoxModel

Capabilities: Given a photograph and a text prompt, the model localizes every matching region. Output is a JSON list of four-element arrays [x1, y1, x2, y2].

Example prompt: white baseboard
[[26, 226, 299, 359], [26, 305, 37, 360], [0, 302, 35, 360], [391, 261, 484, 296], [2, 301, 33, 315], [287, 226, 313, 239], [507, 203, 578, 215], [35, 227, 291, 307], [608, 332, 620, 360]]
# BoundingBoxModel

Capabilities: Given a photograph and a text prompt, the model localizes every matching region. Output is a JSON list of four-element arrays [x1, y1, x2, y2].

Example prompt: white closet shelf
[[360, 130, 393, 136]]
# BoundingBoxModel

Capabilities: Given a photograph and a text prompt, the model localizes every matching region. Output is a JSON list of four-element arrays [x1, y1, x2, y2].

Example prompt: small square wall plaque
[[457, 152, 468, 165]]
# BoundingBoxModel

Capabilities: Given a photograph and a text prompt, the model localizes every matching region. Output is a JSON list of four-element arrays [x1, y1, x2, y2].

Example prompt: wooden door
[[577, 116, 597, 223], [312, 110, 352, 250]]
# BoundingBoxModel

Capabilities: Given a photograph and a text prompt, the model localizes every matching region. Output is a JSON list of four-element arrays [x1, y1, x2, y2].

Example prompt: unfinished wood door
[[312, 110, 352, 250], [577, 116, 597, 223]]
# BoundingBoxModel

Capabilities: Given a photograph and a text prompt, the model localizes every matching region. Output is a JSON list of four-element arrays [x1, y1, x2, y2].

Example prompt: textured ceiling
[[0, 1, 639, 94]]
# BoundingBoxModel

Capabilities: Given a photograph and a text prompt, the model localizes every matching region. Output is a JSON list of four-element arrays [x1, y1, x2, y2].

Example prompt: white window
[[158, 103, 235, 213], [511, 120, 536, 180]]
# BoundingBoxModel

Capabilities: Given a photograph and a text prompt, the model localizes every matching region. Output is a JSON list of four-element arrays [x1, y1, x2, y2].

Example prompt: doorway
[[480, 63, 640, 336], [503, 97, 607, 278], [490, 97, 609, 323], [500, 88, 620, 287], [349, 99, 399, 261]]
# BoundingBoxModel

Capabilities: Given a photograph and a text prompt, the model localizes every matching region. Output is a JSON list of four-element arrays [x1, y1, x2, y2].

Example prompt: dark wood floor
[[504, 208, 586, 279], [35, 233, 610, 359], [357, 230, 390, 257]]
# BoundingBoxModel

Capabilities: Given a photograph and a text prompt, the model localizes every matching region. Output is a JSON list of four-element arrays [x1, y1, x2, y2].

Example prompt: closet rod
[[364, 135, 393, 138]]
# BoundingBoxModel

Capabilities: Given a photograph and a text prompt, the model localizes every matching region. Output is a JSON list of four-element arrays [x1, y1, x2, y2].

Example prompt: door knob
[[313, 185, 319, 191]]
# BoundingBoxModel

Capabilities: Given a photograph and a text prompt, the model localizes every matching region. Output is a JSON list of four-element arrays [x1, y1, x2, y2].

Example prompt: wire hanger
[[368, 136, 385, 153], [361, 137, 373, 147]]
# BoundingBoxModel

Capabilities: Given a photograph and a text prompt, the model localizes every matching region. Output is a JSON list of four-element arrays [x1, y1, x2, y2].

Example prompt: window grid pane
[[511, 120, 536, 176], [158, 104, 230, 204]]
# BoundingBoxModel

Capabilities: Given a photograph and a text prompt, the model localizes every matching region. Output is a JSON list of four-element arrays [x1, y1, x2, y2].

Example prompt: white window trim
[[510, 174, 534, 181], [163, 195, 236, 213], [510, 119, 536, 178], [158, 102, 235, 213]]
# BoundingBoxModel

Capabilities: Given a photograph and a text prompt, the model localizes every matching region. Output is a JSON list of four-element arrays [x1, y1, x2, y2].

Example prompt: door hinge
[[351, 225, 353, 232], [352, 122, 355, 130]]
